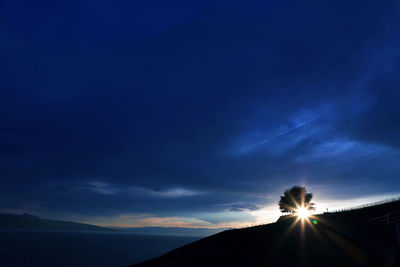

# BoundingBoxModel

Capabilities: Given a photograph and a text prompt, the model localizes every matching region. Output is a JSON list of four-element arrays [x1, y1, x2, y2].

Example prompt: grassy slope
[[132, 200, 400, 266]]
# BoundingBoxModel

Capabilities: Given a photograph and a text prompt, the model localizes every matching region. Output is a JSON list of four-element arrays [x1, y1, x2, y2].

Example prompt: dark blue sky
[[1, 0, 399, 227]]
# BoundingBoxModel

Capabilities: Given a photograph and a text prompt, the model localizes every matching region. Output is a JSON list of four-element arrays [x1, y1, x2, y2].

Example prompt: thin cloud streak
[[234, 115, 322, 155], [77, 181, 205, 198]]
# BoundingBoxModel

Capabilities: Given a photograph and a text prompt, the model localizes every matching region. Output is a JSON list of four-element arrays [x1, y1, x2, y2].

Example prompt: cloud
[[84, 181, 119, 195], [130, 187, 205, 198], [72, 181, 205, 198], [227, 203, 261, 212], [82, 213, 256, 229], [119, 215, 213, 228], [0, 0, 399, 226], [295, 139, 396, 163]]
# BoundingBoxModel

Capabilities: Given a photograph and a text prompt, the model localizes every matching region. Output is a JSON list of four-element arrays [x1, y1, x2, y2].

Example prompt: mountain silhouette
[[0, 213, 110, 231]]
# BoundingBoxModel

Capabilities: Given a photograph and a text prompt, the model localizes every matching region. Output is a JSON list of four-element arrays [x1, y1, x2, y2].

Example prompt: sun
[[296, 207, 310, 219]]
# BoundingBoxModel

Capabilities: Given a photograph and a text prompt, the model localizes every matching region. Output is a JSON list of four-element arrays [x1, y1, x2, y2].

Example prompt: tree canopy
[[279, 186, 315, 214]]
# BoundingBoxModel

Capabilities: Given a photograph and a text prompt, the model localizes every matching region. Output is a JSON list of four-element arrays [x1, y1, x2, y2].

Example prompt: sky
[[0, 0, 399, 228]]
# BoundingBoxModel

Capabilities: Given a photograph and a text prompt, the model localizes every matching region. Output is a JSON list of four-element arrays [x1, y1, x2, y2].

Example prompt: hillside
[[131, 200, 400, 266], [0, 213, 110, 231]]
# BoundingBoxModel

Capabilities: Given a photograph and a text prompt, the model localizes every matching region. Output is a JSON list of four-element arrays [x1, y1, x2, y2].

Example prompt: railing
[[369, 211, 400, 229], [369, 211, 400, 246], [330, 196, 400, 213]]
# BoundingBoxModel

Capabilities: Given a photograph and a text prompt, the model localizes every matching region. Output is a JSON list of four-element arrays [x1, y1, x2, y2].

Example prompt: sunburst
[[296, 207, 310, 219]]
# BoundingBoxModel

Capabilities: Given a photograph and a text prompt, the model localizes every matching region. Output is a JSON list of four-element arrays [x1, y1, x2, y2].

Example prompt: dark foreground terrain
[[132, 200, 400, 267]]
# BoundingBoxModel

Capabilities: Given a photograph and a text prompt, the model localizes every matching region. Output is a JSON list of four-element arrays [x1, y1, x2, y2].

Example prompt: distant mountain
[[0, 213, 110, 231], [131, 199, 400, 266], [111, 226, 227, 237], [0, 214, 226, 236]]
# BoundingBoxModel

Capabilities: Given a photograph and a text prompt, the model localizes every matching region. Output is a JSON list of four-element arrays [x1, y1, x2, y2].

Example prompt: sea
[[0, 230, 200, 267]]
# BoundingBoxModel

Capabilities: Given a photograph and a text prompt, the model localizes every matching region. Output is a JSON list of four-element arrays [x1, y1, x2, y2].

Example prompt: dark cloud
[[0, 0, 399, 225], [344, 75, 400, 148], [229, 203, 261, 212]]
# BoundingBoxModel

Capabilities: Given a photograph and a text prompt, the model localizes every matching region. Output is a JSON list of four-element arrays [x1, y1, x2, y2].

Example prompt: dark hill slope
[[132, 200, 400, 267], [0, 213, 109, 231]]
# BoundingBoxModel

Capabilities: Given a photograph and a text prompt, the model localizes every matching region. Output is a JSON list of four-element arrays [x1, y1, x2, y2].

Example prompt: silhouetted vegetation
[[278, 185, 315, 214]]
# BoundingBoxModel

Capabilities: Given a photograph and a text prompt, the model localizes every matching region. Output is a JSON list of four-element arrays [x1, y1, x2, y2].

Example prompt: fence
[[369, 211, 400, 245], [330, 196, 400, 213], [369, 211, 400, 228]]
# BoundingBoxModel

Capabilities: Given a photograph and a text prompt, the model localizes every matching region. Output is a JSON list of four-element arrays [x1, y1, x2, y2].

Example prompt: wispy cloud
[[85, 213, 257, 229], [217, 202, 262, 212], [74, 181, 205, 198], [232, 107, 328, 156], [85, 181, 119, 195], [295, 139, 396, 163], [131, 187, 205, 198]]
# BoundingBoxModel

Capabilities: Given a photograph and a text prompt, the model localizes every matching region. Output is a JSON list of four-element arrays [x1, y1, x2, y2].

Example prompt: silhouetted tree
[[279, 186, 315, 213]]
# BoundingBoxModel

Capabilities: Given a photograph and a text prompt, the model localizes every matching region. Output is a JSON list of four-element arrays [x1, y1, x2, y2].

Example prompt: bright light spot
[[296, 207, 310, 219]]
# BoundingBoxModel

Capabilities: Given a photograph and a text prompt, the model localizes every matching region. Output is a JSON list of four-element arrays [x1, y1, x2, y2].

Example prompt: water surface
[[0, 230, 199, 267]]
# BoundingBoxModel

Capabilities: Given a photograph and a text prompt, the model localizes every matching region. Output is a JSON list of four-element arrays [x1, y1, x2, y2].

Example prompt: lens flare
[[296, 207, 310, 219]]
